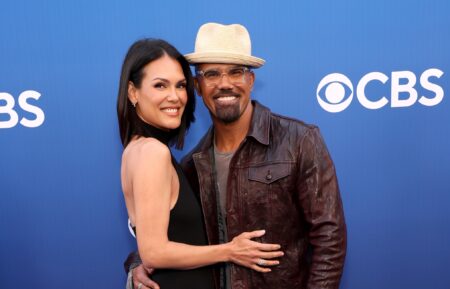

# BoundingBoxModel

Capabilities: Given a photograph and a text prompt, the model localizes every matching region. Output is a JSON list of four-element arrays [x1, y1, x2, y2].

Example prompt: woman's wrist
[[219, 243, 232, 263]]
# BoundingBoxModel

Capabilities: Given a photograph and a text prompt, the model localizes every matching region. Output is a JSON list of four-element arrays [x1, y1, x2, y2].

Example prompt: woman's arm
[[128, 139, 283, 272]]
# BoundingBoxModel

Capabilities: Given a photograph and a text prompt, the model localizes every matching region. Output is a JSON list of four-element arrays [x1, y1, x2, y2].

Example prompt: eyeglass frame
[[195, 66, 252, 87]]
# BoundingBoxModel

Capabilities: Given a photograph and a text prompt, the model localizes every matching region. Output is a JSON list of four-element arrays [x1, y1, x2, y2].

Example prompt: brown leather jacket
[[181, 101, 347, 289]]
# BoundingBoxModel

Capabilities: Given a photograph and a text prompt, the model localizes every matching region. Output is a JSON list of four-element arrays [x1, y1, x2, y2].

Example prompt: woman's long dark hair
[[117, 38, 195, 148]]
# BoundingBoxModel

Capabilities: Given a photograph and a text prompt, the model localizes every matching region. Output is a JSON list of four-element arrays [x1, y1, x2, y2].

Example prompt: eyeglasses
[[196, 67, 251, 87]]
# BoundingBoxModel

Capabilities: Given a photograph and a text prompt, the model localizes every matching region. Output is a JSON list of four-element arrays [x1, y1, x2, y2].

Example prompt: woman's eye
[[154, 83, 166, 89], [177, 82, 187, 89]]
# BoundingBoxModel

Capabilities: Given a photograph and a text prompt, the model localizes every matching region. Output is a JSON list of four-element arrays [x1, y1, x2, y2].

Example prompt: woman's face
[[128, 54, 188, 131]]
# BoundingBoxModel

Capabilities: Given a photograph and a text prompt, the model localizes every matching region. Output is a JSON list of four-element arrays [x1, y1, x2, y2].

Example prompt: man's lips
[[213, 92, 240, 102]]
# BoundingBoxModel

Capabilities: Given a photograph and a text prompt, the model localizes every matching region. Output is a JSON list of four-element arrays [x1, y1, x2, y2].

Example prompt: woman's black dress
[[132, 119, 215, 289]]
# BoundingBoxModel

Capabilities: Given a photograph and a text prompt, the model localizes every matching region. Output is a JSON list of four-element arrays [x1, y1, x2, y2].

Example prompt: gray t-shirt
[[214, 147, 234, 216], [213, 144, 235, 289]]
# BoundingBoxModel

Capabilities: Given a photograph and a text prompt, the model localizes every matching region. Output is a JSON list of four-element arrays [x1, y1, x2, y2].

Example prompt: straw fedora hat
[[184, 23, 265, 68]]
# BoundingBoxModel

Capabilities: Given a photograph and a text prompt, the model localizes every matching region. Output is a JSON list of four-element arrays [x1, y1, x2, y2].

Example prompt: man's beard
[[213, 91, 241, 124]]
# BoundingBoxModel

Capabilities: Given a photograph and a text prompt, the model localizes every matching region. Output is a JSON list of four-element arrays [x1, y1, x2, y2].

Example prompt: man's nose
[[217, 73, 233, 89]]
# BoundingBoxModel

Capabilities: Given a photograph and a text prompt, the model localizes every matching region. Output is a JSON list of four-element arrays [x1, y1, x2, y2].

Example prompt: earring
[[132, 102, 136, 108]]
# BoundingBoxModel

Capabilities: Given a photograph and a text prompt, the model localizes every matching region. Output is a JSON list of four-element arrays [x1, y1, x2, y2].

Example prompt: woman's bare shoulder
[[122, 137, 171, 167]]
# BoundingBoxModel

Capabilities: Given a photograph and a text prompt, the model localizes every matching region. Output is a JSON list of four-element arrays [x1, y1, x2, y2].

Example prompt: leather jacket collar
[[196, 100, 270, 153]]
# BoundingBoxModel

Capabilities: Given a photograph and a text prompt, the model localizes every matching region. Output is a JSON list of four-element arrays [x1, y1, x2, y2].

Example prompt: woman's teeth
[[163, 108, 178, 112]]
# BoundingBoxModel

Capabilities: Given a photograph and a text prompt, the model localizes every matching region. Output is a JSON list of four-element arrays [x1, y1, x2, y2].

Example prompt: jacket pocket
[[246, 162, 292, 209], [245, 162, 294, 235], [248, 162, 291, 184]]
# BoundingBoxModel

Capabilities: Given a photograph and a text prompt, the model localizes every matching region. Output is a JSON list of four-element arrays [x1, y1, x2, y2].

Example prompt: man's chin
[[218, 115, 240, 124], [213, 104, 241, 124]]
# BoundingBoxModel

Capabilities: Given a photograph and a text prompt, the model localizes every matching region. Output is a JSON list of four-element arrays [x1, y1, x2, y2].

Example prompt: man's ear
[[128, 81, 138, 104], [248, 70, 255, 90], [194, 77, 202, 97]]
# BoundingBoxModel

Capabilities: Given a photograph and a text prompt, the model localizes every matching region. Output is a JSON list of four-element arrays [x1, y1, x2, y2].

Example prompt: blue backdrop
[[1, 1, 449, 288]]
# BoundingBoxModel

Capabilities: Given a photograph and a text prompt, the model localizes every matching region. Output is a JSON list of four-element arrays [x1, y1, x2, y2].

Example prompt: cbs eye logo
[[316, 73, 353, 113], [317, 68, 444, 113]]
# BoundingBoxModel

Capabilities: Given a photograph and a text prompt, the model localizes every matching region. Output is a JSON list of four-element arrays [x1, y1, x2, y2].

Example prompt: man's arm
[[297, 127, 347, 289], [124, 251, 142, 274], [124, 252, 160, 289]]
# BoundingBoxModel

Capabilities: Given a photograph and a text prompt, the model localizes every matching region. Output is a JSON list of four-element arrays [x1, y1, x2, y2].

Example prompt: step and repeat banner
[[1, 1, 449, 288]]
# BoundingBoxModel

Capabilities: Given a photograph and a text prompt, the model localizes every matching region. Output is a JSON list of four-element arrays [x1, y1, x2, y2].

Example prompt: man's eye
[[204, 71, 220, 79], [229, 69, 244, 77]]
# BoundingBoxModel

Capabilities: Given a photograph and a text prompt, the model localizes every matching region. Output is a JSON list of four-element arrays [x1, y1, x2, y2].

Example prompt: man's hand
[[132, 265, 160, 289]]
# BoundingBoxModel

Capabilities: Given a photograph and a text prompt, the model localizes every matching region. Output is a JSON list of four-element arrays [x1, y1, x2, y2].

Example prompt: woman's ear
[[128, 81, 138, 105]]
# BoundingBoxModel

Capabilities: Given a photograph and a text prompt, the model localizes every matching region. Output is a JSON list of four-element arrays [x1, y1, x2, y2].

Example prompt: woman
[[117, 39, 283, 288]]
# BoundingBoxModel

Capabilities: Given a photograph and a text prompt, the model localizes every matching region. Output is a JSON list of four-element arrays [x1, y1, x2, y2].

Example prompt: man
[[127, 22, 346, 289]]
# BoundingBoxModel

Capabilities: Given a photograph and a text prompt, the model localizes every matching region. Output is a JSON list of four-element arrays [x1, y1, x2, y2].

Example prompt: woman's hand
[[227, 230, 284, 273]]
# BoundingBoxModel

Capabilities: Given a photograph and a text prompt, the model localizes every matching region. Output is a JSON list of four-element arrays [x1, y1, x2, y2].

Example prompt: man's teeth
[[218, 96, 236, 101]]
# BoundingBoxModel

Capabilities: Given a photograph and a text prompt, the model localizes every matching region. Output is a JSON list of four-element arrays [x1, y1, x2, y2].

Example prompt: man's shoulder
[[264, 109, 330, 161], [269, 110, 318, 137], [180, 146, 198, 167], [254, 100, 317, 131], [180, 131, 211, 168]]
